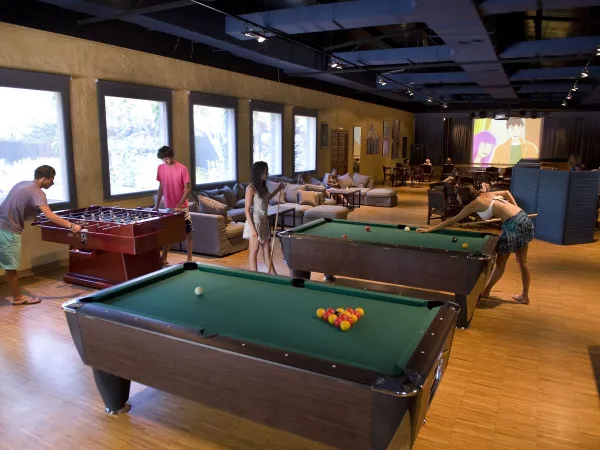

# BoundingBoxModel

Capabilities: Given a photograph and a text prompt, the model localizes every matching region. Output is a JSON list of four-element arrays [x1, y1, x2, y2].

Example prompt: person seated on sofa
[[324, 168, 347, 205]]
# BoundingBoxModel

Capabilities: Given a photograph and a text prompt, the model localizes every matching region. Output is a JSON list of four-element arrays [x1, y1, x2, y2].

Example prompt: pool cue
[[268, 185, 284, 273], [459, 213, 538, 228]]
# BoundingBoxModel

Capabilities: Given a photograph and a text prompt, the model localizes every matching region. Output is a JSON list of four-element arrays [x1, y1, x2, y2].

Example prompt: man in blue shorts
[[0, 165, 81, 305]]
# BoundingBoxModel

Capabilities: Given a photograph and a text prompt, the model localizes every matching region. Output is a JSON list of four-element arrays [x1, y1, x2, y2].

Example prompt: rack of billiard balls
[[316, 307, 365, 331]]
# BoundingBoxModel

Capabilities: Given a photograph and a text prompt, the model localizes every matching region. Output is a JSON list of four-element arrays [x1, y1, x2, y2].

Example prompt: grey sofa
[[322, 172, 374, 204]]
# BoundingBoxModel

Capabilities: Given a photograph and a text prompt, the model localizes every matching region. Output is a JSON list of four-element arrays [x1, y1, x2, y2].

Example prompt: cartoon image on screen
[[471, 118, 541, 165]]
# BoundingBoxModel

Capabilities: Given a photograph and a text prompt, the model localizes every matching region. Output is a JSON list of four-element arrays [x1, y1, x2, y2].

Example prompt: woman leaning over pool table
[[418, 183, 534, 304]]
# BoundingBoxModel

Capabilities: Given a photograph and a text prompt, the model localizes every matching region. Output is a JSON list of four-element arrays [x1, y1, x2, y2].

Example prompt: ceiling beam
[[77, 0, 195, 26]]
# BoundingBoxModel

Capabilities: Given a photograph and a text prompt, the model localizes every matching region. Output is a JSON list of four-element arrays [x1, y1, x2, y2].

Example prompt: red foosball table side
[[36, 207, 186, 289]]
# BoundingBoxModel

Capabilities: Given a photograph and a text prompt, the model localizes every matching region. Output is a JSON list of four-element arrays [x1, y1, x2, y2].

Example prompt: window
[[190, 93, 237, 187], [250, 101, 283, 176], [293, 108, 318, 173], [0, 69, 76, 209], [98, 81, 172, 199]]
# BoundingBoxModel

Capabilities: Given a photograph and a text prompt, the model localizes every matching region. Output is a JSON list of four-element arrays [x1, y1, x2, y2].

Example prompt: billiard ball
[[328, 314, 338, 325], [355, 307, 365, 317], [348, 314, 359, 324], [194, 287, 204, 296], [334, 316, 343, 327], [316, 308, 325, 318], [452, 237, 457, 242], [326, 308, 335, 315], [462, 243, 469, 249], [336, 308, 345, 314], [342, 234, 348, 239], [365, 226, 371, 231], [404, 226, 410, 231], [340, 320, 351, 332]]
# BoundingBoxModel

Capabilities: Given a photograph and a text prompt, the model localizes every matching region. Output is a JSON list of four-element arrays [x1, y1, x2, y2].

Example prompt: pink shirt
[[156, 161, 190, 208]]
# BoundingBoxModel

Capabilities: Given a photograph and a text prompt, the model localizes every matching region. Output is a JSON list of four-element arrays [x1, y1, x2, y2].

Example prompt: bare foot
[[513, 293, 529, 304], [12, 296, 41, 305], [162, 260, 170, 266]]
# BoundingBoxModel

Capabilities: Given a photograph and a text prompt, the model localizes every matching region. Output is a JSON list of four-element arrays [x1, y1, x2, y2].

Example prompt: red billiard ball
[[334, 317, 343, 327], [365, 226, 371, 231], [342, 234, 348, 239], [326, 308, 335, 315]]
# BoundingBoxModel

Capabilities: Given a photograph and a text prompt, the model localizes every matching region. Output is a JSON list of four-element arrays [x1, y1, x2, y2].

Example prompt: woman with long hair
[[243, 161, 285, 274], [418, 183, 534, 304], [472, 131, 497, 164]]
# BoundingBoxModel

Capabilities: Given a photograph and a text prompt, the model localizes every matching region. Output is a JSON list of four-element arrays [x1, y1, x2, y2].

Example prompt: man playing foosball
[[154, 146, 194, 264], [0, 165, 82, 305]]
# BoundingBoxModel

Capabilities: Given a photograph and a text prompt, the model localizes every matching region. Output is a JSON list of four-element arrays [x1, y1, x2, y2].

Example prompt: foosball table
[[34, 206, 186, 289]]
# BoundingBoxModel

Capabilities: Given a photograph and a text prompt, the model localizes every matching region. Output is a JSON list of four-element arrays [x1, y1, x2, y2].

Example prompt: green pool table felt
[[293, 219, 491, 253], [93, 265, 442, 377]]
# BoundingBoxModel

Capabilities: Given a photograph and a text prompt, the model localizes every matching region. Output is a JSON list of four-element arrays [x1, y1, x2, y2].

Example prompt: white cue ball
[[404, 226, 410, 231], [194, 287, 204, 296]]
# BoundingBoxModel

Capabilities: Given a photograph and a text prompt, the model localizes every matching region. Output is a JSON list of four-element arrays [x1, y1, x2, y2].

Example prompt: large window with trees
[[98, 81, 172, 199], [0, 69, 76, 209], [293, 108, 318, 173], [190, 93, 237, 187], [250, 101, 283, 176]]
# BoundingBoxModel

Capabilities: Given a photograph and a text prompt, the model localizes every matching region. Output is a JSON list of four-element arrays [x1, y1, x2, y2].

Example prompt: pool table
[[279, 219, 498, 328], [63, 262, 459, 450]]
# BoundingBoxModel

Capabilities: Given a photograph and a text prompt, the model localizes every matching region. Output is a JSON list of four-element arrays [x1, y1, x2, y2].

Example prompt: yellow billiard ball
[[328, 314, 338, 325], [462, 243, 469, 249], [316, 308, 325, 318], [340, 320, 351, 332], [355, 307, 365, 317]]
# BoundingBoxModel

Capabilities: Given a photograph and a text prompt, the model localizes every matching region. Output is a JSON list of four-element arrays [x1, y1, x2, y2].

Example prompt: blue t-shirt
[[0, 181, 48, 234]]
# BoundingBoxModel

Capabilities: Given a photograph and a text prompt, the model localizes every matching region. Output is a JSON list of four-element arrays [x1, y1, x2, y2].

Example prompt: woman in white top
[[418, 183, 534, 304], [243, 161, 285, 274]]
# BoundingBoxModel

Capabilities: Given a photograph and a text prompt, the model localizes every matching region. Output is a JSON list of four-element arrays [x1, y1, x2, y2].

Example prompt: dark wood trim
[[0, 67, 77, 210], [96, 80, 173, 200], [188, 92, 239, 189]]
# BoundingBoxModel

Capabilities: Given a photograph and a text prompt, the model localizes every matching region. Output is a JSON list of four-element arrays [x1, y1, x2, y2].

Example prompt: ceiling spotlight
[[407, 89, 414, 97], [597, 45, 600, 56], [562, 100, 567, 106], [442, 102, 448, 109], [256, 35, 267, 43], [567, 93, 572, 100], [243, 29, 267, 43], [582, 68, 589, 78], [427, 96, 432, 103], [571, 85, 578, 91], [377, 76, 387, 86]]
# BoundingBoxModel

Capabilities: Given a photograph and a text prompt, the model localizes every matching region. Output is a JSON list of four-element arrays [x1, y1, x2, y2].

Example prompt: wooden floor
[[1, 187, 599, 450]]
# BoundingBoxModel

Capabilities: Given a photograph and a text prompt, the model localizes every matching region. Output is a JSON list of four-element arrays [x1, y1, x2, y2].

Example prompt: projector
[[494, 113, 508, 120]]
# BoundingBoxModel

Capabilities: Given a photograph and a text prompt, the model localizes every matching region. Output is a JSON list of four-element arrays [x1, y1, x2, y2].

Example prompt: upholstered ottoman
[[365, 188, 398, 207], [303, 205, 350, 224]]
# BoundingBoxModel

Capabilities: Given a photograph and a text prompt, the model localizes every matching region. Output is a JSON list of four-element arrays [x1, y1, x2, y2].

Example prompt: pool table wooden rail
[[62, 266, 459, 450]]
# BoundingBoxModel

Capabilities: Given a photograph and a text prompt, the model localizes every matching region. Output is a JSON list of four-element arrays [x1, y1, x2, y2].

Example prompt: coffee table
[[329, 188, 361, 210], [267, 205, 295, 232]]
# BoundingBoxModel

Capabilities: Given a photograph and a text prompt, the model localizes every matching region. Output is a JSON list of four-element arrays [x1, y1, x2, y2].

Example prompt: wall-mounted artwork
[[366, 124, 380, 155], [382, 138, 390, 156], [353, 126, 361, 157], [383, 120, 391, 138], [320, 122, 329, 147]]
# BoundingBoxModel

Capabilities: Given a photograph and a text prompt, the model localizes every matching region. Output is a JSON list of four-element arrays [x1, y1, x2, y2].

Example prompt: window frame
[[0, 68, 77, 211], [97, 80, 173, 200], [189, 92, 239, 190], [292, 107, 318, 175], [249, 100, 284, 176]]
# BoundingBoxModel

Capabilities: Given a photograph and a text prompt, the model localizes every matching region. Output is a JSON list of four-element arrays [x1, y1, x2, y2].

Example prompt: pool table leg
[[290, 269, 311, 279], [93, 369, 132, 415], [454, 272, 487, 328]]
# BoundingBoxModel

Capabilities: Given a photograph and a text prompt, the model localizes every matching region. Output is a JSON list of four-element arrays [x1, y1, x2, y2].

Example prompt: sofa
[[321, 172, 375, 204]]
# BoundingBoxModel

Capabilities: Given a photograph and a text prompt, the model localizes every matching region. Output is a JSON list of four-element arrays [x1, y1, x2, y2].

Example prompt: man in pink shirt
[[154, 146, 194, 264]]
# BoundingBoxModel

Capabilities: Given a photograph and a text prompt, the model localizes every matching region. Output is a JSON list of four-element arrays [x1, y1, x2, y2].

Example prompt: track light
[[427, 97, 432, 103], [442, 102, 448, 109], [582, 68, 589, 78], [597, 45, 600, 56], [377, 76, 387, 86], [571, 85, 578, 91], [567, 93, 572, 100], [562, 100, 567, 106], [243, 29, 267, 43], [406, 89, 414, 97], [329, 58, 343, 69]]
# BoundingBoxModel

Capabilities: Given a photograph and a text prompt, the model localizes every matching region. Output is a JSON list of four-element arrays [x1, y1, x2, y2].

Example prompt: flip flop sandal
[[13, 298, 41, 305]]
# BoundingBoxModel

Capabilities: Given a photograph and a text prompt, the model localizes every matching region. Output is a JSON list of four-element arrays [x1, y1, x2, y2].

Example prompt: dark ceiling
[[2, 0, 600, 114]]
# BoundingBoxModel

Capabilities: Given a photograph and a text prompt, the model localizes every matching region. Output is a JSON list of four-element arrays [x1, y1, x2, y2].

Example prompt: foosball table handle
[[70, 249, 96, 258]]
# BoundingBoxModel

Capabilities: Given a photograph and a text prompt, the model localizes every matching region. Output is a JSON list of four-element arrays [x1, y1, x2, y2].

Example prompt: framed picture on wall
[[353, 126, 361, 157], [366, 124, 380, 155], [392, 135, 400, 159], [392, 119, 399, 141], [383, 120, 391, 137], [382, 138, 390, 156], [320, 122, 329, 147]]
